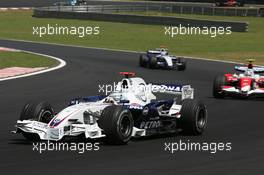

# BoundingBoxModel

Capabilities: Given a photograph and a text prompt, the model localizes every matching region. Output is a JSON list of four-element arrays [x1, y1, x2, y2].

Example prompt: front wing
[[14, 120, 105, 141], [13, 120, 147, 141], [222, 87, 264, 97]]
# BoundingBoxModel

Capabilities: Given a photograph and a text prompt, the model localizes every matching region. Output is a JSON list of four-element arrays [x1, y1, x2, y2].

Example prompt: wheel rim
[[119, 115, 132, 137], [197, 107, 206, 129], [39, 110, 53, 123]]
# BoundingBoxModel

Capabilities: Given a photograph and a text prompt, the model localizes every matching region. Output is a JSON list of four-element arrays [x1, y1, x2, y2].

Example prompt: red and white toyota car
[[215, 0, 245, 7], [213, 61, 264, 98]]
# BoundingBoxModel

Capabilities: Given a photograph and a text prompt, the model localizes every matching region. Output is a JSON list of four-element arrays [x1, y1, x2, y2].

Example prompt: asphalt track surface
[[0, 39, 263, 175], [0, 0, 60, 7]]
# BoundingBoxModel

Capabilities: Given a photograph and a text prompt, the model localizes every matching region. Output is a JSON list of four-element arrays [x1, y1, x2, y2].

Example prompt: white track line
[[0, 7, 31, 11], [0, 49, 66, 82]]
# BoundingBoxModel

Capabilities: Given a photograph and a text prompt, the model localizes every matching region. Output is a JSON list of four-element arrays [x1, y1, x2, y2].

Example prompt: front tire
[[179, 99, 207, 135], [213, 75, 227, 98], [98, 106, 134, 145], [20, 101, 54, 141], [20, 101, 54, 123], [176, 58, 186, 71]]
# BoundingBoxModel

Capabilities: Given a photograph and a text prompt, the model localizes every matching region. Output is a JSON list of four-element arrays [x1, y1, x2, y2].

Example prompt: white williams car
[[139, 48, 187, 70], [13, 72, 207, 144]]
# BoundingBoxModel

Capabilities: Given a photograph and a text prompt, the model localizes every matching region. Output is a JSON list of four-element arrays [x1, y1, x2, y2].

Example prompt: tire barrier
[[34, 6, 249, 32]]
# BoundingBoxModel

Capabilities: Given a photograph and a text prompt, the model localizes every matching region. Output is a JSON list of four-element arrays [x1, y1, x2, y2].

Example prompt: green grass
[[0, 51, 58, 69], [0, 10, 263, 65]]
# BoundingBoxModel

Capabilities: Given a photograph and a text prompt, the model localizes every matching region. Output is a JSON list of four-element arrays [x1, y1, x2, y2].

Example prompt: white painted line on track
[[0, 7, 31, 11], [0, 48, 66, 82]]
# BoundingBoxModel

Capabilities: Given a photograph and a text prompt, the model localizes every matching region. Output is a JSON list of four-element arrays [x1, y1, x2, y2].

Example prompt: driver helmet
[[248, 63, 253, 69], [247, 59, 255, 69]]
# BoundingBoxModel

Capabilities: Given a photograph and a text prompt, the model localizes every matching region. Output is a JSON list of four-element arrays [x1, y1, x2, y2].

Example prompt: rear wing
[[150, 84, 194, 100], [235, 66, 264, 73]]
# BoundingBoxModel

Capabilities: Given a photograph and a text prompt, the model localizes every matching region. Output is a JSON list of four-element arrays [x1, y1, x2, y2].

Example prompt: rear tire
[[20, 101, 54, 141], [179, 99, 207, 135], [213, 75, 227, 98], [149, 57, 157, 69], [98, 106, 134, 145], [139, 55, 147, 67]]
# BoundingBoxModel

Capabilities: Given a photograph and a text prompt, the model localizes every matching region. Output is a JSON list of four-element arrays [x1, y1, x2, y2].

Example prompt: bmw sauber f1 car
[[139, 48, 187, 70], [14, 72, 207, 144], [213, 61, 264, 98]]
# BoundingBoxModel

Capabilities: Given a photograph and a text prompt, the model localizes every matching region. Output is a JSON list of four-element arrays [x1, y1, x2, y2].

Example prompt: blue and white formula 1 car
[[54, 0, 87, 6], [139, 48, 187, 70], [13, 72, 207, 144], [69, 0, 87, 6]]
